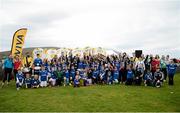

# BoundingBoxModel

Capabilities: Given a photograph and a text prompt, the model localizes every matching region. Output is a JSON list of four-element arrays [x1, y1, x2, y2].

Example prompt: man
[[2, 54, 13, 86]]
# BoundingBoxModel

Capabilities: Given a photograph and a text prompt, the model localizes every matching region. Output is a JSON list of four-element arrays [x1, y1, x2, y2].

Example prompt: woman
[[160, 55, 167, 81], [2, 54, 13, 86], [13, 55, 22, 81]]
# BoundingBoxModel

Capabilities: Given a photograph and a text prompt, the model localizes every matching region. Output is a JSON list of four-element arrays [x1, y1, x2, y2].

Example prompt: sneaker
[[17, 88, 19, 91], [7, 82, 9, 85], [1, 82, 4, 87], [145, 84, 147, 87]]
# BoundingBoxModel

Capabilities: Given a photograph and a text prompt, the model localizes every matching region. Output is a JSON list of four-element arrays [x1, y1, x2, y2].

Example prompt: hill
[[0, 47, 60, 60]]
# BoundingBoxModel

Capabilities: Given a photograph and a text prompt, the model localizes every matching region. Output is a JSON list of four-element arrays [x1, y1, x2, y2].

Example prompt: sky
[[0, 0, 180, 57]]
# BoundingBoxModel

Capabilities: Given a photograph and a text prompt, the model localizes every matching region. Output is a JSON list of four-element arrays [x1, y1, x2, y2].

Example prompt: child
[[33, 54, 43, 75], [113, 67, 119, 84], [31, 75, 40, 88], [16, 69, 24, 90], [153, 68, 164, 88], [25, 73, 31, 88], [55, 67, 63, 86], [107, 70, 113, 85], [39, 66, 48, 87], [49, 67, 57, 87], [63, 67, 70, 86], [126, 67, 134, 85], [74, 75, 80, 87], [166, 60, 177, 85], [99, 66, 106, 84], [92, 67, 99, 84], [134, 57, 145, 85], [144, 69, 153, 86], [70, 66, 76, 85]]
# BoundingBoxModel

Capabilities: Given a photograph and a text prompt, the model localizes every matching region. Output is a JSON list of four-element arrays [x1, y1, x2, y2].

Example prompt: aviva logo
[[11, 28, 27, 57]]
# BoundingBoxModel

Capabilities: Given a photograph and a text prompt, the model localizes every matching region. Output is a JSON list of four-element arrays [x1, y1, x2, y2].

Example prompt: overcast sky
[[0, 0, 180, 57]]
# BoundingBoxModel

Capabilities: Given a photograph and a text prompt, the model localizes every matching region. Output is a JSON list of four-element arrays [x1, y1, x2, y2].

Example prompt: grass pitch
[[0, 73, 180, 112]]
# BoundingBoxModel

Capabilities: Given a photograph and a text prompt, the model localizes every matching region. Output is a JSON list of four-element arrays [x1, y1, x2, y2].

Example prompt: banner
[[32, 48, 45, 60], [46, 48, 57, 60], [11, 28, 27, 57]]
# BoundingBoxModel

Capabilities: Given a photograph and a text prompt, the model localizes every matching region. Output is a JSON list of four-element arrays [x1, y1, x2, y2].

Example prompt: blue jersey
[[127, 70, 134, 79], [144, 72, 153, 81], [114, 62, 120, 71], [167, 64, 177, 75], [113, 70, 119, 80], [99, 70, 106, 79], [92, 70, 99, 78], [40, 70, 48, 81], [31, 79, 40, 86], [16, 73, 24, 83], [34, 58, 43, 66], [51, 71, 57, 79], [65, 70, 70, 78], [25, 78, 31, 85], [78, 62, 83, 69], [74, 79, 79, 85], [79, 70, 84, 78], [70, 69, 76, 79], [62, 63, 67, 70]]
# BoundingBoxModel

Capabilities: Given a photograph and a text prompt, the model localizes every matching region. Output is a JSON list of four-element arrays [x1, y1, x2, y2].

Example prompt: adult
[[13, 55, 22, 81], [160, 55, 167, 81], [2, 54, 13, 86]]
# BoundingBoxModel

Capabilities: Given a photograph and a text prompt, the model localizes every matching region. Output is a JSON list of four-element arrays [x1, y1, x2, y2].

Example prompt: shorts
[[40, 81, 47, 87], [49, 78, 56, 86]]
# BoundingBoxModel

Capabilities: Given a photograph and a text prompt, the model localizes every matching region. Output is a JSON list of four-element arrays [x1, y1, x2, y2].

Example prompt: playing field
[[0, 73, 180, 112]]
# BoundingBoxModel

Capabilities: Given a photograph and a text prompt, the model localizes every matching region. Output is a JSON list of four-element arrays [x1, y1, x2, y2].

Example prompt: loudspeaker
[[135, 50, 142, 58]]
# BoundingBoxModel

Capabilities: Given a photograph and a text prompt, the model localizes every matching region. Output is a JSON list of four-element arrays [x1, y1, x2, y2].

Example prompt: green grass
[[0, 74, 180, 112]]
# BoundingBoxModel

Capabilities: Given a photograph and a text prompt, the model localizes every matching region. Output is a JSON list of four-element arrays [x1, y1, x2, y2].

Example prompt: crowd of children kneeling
[[1, 52, 179, 90]]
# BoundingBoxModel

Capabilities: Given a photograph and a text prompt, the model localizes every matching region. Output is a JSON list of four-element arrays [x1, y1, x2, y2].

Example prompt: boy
[[74, 75, 80, 87], [55, 67, 63, 86], [16, 69, 24, 90], [153, 68, 164, 88], [144, 69, 153, 86], [113, 67, 119, 84], [63, 67, 70, 86], [70, 66, 76, 85], [25, 73, 31, 88], [33, 54, 43, 75], [31, 75, 40, 88], [166, 60, 177, 85], [49, 67, 57, 87], [92, 67, 99, 84], [126, 66, 134, 85], [39, 66, 48, 87], [99, 66, 106, 84]]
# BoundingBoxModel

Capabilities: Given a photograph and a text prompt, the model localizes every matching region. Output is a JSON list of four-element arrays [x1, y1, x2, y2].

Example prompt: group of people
[[1, 51, 179, 90]]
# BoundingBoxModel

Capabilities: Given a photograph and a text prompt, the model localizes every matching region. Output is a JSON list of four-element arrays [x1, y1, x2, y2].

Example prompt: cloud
[[0, 0, 180, 58]]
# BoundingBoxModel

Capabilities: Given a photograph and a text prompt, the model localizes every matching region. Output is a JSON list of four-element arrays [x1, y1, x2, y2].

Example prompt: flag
[[11, 28, 27, 57]]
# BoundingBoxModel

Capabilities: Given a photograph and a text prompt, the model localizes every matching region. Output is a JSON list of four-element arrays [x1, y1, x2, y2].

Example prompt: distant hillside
[[0, 47, 60, 60]]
